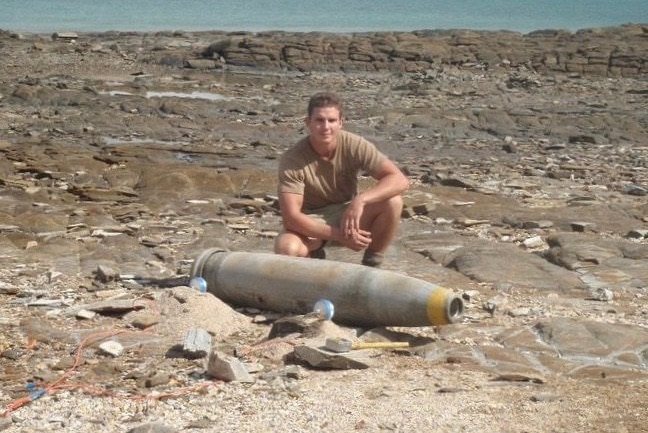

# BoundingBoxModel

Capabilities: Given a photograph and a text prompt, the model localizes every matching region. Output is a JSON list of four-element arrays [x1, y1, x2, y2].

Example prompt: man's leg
[[274, 199, 402, 263], [274, 203, 344, 258], [274, 231, 324, 257], [360, 195, 403, 266]]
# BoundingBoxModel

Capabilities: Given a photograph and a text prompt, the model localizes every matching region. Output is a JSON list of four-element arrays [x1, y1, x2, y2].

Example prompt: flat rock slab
[[429, 318, 648, 380], [293, 345, 376, 370]]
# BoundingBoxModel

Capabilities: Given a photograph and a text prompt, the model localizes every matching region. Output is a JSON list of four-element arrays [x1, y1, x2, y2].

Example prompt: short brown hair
[[307, 92, 343, 118]]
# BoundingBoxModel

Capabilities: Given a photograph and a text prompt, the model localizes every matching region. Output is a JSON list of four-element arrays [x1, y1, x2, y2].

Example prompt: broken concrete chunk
[[206, 350, 254, 382], [180, 328, 212, 359], [95, 264, 119, 283]]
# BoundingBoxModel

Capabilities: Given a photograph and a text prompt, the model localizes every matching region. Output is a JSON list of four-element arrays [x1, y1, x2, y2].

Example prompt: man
[[274, 92, 409, 267]]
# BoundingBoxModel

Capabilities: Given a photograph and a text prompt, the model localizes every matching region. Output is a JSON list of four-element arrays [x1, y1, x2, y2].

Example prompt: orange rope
[[1, 328, 221, 418]]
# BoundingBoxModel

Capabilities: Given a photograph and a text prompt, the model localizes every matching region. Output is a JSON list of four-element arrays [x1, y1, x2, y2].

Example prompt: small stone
[[52, 32, 79, 41], [492, 373, 545, 384], [284, 365, 303, 379], [401, 207, 415, 219], [570, 222, 596, 232], [28, 299, 63, 308], [459, 218, 490, 227], [531, 393, 562, 402], [94, 289, 127, 299], [623, 184, 647, 196], [483, 296, 508, 315], [46, 270, 63, 283], [186, 418, 212, 429], [0, 417, 13, 431], [127, 422, 177, 433], [268, 314, 327, 339], [75, 309, 97, 320], [142, 372, 171, 388], [1, 348, 21, 360], [437, 387, 468, 393], [252, 314, 269, 323], [244, 362, 265, 374], [0, 282, 18, 295], [508, 307, 531, 317], [83, 299, 145, 314], [256, 230, 279, 239], [98, 340, 124, 357], [461, 290, 480, 302], [625, 229, 648, 239], [502, 137, 517, 153], [53, 356, 77, 371], [206, 350, 254, 382], [226, 223, 250, 231], [411, 204, 431, 215], [522, 220, 554, 229], [523, 236, 546, 249], [130, 312, 160, 329], [95, 265, 119, 283], [588, 288, 614, 302]]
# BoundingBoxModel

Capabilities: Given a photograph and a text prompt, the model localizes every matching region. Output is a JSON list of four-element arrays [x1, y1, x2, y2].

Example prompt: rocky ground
[[0, 26, 647, 432]]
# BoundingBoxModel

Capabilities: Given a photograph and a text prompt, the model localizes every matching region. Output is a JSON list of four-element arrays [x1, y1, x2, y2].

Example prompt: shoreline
[[2, 21, 646, 37], [3, 23, 646, 78]]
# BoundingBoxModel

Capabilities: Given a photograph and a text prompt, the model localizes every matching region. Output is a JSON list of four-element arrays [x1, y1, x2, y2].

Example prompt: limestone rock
[[206, 350, 254, 382]]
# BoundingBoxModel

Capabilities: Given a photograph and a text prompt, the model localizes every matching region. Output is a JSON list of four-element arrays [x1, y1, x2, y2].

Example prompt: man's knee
[[274, 232, 308, 257], [379, 195, 403, 220], [363, 195, 403, 228], [387, 194, 403, 214]]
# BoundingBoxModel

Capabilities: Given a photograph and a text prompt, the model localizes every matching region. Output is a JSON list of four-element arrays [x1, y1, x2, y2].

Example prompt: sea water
[[1, 0, 646, 34]]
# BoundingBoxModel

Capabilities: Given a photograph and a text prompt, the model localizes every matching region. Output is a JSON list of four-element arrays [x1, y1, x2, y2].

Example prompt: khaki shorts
[[306, 202, 347, 227]]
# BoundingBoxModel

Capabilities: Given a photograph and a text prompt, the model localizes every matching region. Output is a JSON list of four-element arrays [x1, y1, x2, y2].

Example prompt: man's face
[[305, 106, 343, 148]]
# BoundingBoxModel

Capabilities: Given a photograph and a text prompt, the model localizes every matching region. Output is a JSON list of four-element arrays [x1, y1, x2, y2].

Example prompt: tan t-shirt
[[278, 130, 385, 211]]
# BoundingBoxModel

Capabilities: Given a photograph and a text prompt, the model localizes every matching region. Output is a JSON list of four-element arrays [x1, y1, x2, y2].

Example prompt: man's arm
[[278, 192, 342, 242], [361, 158, 409, 204], [341, 158, 410, 233]]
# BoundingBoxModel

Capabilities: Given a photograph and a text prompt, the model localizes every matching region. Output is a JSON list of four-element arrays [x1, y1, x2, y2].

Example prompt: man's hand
[[338, 228, 372, 251], [339, 198, 371, 251], [341, 197, 365, 238]]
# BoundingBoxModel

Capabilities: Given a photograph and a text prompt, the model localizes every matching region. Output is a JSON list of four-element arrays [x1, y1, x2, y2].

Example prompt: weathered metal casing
[[190, 248, 463, 327]]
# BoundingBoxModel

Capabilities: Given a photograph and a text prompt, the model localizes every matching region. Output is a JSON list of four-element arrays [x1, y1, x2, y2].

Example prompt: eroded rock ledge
[[2, 24, 646, 77], [188, 24, 647, 76]]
